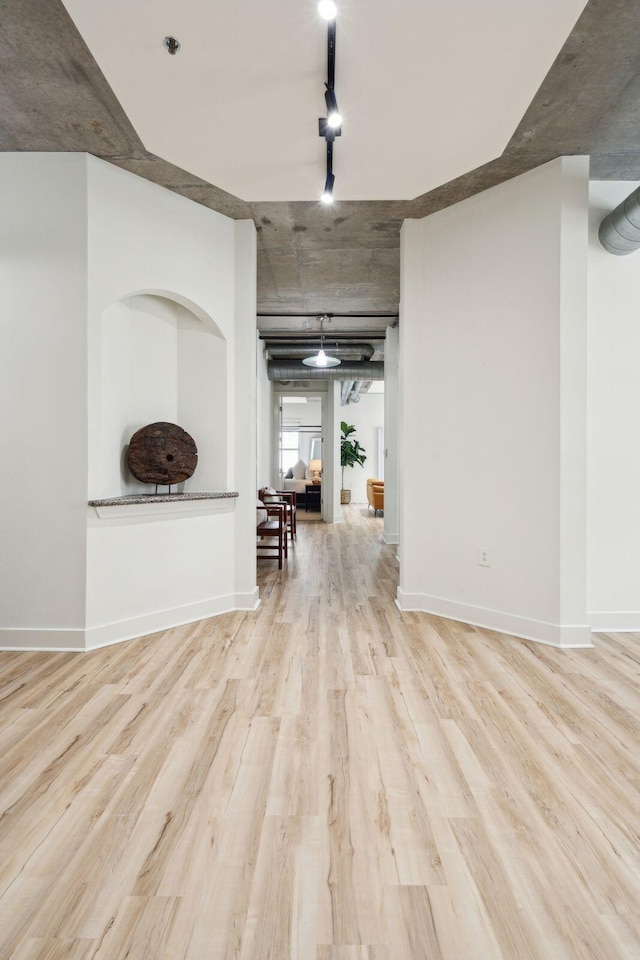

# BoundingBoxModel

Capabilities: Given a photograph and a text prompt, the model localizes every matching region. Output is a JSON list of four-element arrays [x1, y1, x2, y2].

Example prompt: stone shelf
[[88, 491, 239, 520]]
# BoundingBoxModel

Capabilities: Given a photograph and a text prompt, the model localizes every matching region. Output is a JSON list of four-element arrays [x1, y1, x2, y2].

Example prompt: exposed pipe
[[257, 313, 399, 318], [340, 380, 364, 405], [268, 360, 384, 381], [599, 186, 640, 255], [349, 381, 364, 403], [340, 381, 353, 404], [267, 342, 375, 360]]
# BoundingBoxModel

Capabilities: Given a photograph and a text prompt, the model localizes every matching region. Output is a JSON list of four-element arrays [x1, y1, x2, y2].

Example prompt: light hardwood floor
[[1, 505, 639, 959]]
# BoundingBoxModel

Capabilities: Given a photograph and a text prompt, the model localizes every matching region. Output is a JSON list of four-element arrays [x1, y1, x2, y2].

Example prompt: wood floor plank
[[239, 815, 319, 960], [0, 505, 639, 958]]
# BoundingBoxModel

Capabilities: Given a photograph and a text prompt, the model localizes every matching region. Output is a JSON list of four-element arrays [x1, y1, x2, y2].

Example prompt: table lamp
[[310, 459, 322, 483]]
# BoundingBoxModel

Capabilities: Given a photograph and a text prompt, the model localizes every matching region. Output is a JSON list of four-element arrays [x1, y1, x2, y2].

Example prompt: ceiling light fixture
[[303, 315, 341, 367], [318, 5, 342, 203]]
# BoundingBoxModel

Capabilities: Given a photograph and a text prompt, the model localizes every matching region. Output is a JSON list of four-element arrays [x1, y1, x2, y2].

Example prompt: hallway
[[0, 506, 638, 958]]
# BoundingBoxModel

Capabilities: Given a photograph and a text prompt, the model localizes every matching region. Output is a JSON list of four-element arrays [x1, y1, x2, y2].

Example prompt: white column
[[0, 154, 89, 649], [587, 178, 640, 630], [558, 157, 589, 642], [233, 220, 259, 609], [323, 381, 343, 523], [383, 324, 400, 545]]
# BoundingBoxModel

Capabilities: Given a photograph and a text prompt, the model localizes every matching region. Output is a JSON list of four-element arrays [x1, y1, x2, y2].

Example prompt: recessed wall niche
[[96, 292, 227, 497]]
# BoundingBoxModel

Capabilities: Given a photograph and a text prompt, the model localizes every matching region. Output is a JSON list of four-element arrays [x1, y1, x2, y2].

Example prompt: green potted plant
[[340, 421, 367, 504]]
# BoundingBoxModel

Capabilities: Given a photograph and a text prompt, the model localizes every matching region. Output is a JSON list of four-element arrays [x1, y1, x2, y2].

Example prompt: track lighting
[[318, 0, 337, 20], [318, 6, 342, 202]]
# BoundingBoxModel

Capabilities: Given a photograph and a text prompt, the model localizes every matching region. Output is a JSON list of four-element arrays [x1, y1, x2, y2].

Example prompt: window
[[280, 429, 299, 476]]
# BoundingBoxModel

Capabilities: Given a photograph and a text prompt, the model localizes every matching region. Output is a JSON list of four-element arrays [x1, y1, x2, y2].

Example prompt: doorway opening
[[278, 394, 324, 518], [338, 380, 385, 513]]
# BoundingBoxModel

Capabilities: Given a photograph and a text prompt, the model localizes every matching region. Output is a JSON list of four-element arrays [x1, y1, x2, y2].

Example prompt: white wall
[[587, 180, 640, 630], [178, 305, 227, 491], [0, 153, 258, 650], [399, 157, 591, 648], [86, 157, 237, 494], [101, 296, 179, 497], [99, 295, 227, 496], [0, 154, 89, 648], [86, 157, 257, 643], [337, 392, 385, 503]]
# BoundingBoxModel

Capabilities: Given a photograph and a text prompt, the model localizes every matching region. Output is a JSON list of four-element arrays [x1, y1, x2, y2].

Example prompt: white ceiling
[[61, 0, 586, 202]]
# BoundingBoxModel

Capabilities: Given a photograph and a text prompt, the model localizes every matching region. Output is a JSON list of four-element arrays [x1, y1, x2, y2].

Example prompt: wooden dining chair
[[258, 488, 297, 540], [257, 501, 287, 568]]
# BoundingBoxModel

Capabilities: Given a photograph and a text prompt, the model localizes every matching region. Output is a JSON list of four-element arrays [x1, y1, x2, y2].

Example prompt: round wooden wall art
[[127, 422, 198, 486]]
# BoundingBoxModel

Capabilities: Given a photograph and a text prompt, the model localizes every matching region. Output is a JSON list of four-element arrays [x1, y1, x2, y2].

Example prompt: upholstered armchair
[[366, 479, 384, 516]]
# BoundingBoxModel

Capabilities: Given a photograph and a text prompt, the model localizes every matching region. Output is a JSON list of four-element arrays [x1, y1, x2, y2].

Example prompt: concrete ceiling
[[2, 0, 640, 327], [59, 0, 586, 202]]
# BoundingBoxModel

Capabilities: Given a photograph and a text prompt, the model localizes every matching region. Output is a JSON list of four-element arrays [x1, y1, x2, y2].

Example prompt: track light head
[[321, 173, 335, 204], [324, 88, 342, 130], [318, 0, 338, 20]]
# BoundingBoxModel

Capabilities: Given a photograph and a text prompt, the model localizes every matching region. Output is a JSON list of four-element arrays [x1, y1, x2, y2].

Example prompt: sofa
[[366, 478, 384, 516], [282, 458, 319, 503]]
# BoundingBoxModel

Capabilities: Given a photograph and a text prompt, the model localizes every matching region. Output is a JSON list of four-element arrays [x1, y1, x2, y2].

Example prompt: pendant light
[[302, 315, 341, 367]]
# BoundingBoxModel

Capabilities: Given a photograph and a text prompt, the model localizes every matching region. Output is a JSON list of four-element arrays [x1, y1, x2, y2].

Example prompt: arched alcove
[[97, 291, 227, 496]]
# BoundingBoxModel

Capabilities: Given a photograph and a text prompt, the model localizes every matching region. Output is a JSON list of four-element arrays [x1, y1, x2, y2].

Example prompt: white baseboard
[[235, 588, 260, 611], [0, 590, 261, 652], [0, 628, 86, 651], [587, 611, 640, 633], [383, 533, 400, 545], [396, 590, 593, 649], [85, 594, 256, 649]]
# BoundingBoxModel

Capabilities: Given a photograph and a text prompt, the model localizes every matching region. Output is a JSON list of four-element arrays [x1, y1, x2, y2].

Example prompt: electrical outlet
[[479, 549, 491, 567]]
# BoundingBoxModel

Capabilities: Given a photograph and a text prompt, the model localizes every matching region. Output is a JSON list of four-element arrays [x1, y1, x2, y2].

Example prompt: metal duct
[[340, 380, 354, 404], [340, 380, 363, 405], [266, 342, 375, 360], [268, 360, 384, 381], [349, 381, 364, 403], [599, 187, 640, 254]]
